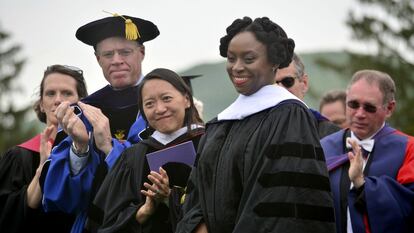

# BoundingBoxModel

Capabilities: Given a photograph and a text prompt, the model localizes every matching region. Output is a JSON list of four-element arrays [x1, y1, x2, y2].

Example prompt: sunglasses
[[275, 76, 297, 88], [46, 65, 83, 75], [62, 65, 83, 75], [347, 100, 378, 113]]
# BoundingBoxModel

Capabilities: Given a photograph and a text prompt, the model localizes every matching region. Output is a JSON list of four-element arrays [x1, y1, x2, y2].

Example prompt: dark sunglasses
[[347, 100, 378, 113], [275, 76, 297, 88]]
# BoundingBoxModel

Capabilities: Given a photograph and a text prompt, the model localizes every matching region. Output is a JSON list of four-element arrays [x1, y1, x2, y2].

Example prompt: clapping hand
[[347, 137, 365, 188]]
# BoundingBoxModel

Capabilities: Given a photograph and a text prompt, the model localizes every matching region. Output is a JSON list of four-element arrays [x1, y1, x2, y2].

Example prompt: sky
[[0, 0, 358, 108]]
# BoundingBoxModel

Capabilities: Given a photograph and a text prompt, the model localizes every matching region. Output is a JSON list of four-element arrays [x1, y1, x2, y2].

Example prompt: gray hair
[[292, 53, 305, 79], [347, 69, 396, 105]]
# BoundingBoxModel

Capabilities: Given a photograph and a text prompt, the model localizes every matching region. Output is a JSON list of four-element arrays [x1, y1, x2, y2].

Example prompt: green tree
[[0, 25, 38, 153], [318, 0, 414, 134]]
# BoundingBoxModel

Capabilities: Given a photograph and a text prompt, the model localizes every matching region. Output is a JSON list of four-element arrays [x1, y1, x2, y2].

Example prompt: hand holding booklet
[[146, 141, 196, 187]]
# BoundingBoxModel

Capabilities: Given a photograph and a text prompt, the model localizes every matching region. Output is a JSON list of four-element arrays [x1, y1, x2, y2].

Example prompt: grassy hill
[[180, 51, 350, 121]]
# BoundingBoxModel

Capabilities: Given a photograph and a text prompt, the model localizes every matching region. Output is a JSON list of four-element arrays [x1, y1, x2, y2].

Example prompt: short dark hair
[[137, 68, 204, 133], [219, 16, 295, 69], [319, 90, 346, 112], [34, 65, 88, 123]]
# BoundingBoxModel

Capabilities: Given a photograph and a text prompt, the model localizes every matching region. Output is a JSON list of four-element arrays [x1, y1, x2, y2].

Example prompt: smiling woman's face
[[226, 31, 275, 96], [141, 79, 190, 134]]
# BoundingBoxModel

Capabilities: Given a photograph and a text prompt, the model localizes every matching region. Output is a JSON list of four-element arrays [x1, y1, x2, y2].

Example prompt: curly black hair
[[219, 16, 295, 69]]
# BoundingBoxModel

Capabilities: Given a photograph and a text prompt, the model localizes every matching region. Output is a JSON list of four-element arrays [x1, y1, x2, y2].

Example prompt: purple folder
[[146, 141, 196, 172]]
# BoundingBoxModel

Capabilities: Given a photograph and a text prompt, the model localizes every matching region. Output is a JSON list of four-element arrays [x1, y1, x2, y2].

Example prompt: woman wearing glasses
[[0, 65, 88, 233], [177, 17, 336, 233]]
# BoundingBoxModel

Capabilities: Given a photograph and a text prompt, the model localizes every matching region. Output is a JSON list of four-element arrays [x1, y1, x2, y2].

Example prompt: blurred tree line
[[0, 25, 38, 153], [318, 0, 414, 134]]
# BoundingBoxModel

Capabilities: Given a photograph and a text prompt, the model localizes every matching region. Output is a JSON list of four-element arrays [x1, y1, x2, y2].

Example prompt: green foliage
[[317, 0, 414, 134], [0, 25, 39, 153]]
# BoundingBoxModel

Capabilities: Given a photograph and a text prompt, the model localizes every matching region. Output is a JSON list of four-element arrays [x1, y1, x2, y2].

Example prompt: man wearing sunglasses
[[321, 70, 414, 233], [275, 53, 340, 138]]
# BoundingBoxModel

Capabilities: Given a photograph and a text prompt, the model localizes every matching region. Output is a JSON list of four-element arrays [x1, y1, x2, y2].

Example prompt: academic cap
[[181, 75, 202, 93], [76, 14, 160, 46]]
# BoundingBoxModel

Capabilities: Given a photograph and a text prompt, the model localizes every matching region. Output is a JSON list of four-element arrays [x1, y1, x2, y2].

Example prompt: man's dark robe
[[321, 126, 414, 233]]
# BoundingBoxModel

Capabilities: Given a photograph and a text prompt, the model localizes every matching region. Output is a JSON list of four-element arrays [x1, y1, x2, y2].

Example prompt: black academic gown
[[85, 128, 205, 233], [177, 101, 336, 233], [310, 109, 341, 139], [0, 140, 75, 233]]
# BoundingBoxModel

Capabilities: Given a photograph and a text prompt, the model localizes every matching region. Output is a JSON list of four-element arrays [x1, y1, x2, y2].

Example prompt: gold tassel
[[103, 10, 141, 41], [180, 187, 187, 204], [124, 19, 140, 40]]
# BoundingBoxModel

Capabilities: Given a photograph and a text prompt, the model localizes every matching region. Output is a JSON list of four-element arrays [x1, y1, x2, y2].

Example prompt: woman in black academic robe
[[176, 17, 336, 233], [85, 68, 204, 233], [0, 64, 88, 233]]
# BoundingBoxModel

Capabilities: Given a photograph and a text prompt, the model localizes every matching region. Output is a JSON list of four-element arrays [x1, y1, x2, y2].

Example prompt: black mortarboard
[[76, 14, 160, 46], [181, 75, 202, 93]]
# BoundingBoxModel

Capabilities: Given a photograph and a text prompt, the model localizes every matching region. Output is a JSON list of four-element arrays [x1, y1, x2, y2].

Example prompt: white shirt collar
[[151, 124, 204, 145], [347, 123, 385, 152], [217, 85, 306, 121]]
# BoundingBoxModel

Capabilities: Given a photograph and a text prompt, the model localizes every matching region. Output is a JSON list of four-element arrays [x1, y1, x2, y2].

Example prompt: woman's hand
[[136, 194, 157, 224], [142, 167, 171, 203], [136, 167, 171, 223], [39, 125, 56, 165], [27, 125, 57, 209], [55, 101, 89, 152]]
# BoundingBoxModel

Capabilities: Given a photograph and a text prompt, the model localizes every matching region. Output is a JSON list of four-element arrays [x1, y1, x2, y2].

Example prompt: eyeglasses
[[97, 48, 135, 60], [275, 76, 297, 88], [347, 100, 378, 113]]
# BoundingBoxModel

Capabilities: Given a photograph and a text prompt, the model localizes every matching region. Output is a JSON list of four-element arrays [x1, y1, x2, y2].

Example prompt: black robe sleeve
[[0, 147, 75, 233], [318, 120, 341, 139], [0, 147, 36, 233]]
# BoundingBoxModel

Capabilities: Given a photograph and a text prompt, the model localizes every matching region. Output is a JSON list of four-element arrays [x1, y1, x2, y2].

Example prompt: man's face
[[346, 79, 394, 139], [95, 37, 145, 89], [275, 62, 308, 100], [321, 100, 348, 128]]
